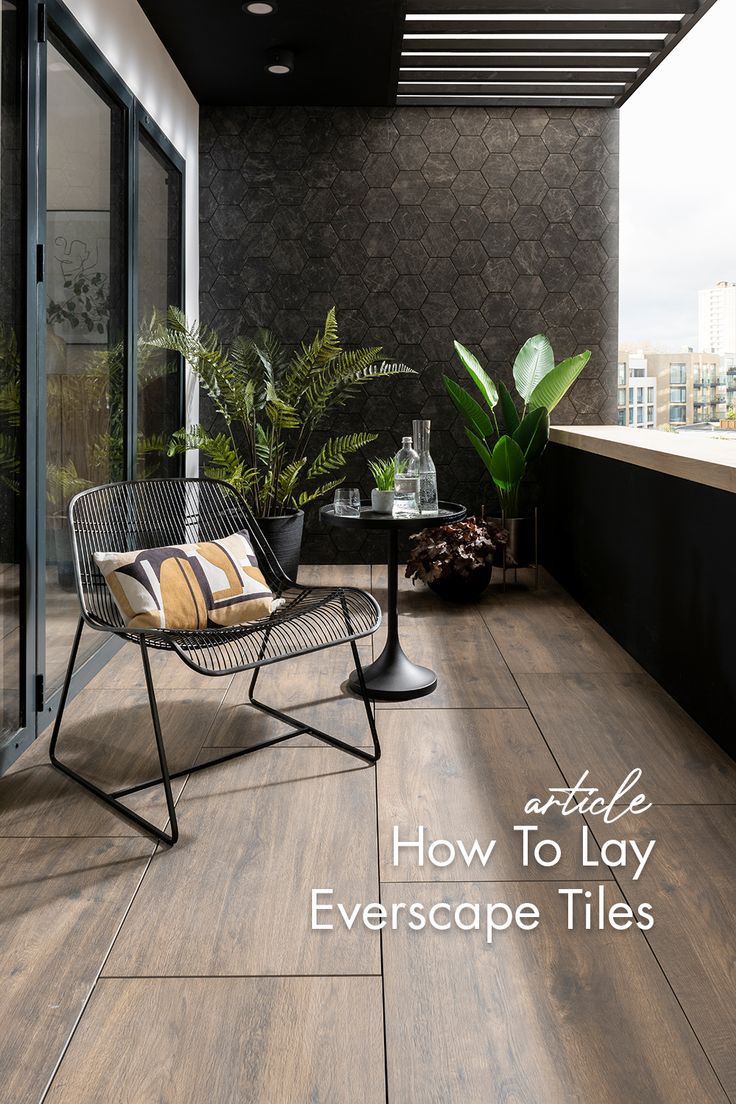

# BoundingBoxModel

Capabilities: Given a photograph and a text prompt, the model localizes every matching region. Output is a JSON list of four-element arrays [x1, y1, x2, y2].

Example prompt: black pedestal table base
[[320, 502, 466, 702]]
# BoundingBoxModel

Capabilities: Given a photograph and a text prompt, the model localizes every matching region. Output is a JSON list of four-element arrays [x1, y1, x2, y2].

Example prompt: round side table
[[320, 501, 466, 701]]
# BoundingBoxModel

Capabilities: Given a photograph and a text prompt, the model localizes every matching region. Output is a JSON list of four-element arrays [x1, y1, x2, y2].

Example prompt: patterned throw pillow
[[93, 530, 276, 631]]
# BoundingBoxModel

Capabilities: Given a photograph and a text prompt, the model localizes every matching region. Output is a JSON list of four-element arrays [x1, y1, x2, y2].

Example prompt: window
[[636, 387, 644, 404], [647, 386, 654, 403], [669, 405, 687, 423], [0, 0, 23, 749], [670, 387, 686, 403], [618, 388, 626, 407], [617, 363, 626, 385], [636, 407, 644, 424], [670, 364, 687, 384], [136, 129, 184, 478]]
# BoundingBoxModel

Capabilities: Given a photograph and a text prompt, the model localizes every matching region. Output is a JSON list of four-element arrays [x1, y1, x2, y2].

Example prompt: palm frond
[[307, 432, 378, 478], [297, 477, 345, 508]]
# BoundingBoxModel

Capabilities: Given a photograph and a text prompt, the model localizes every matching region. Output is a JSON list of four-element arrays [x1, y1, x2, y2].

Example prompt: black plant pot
[[257, 508, 304, 581], [428, 563, 493, 603], [491, 515, 535, 568]]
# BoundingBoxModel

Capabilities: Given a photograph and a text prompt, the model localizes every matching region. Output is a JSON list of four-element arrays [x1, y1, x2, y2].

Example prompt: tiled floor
[[1, 565, 734, 1103]]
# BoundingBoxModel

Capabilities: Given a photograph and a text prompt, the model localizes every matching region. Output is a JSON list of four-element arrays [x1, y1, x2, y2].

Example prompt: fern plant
[[151, 306, 416, 516]]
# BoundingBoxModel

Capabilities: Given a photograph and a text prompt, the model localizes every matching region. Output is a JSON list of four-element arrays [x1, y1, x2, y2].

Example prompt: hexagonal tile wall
[[200, 105, 619, 563]]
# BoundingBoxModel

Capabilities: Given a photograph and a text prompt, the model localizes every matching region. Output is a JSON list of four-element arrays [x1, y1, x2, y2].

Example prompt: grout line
[[582, 815, 733, 1102], [98, 972, 383, 980], [38, 666, 228, 1102], [374, 740, 391, 1104]]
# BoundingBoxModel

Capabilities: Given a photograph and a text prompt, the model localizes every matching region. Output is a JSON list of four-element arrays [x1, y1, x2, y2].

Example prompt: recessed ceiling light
[[244, 1, 277, 14], [266, 48, 294, 75]]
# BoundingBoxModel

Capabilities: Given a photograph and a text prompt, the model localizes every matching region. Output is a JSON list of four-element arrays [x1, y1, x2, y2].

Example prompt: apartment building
[[617, 349, 733, 428], [698, 281, 736, 357]]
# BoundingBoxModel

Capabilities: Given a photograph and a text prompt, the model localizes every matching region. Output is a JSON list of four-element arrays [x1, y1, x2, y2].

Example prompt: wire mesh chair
[[50, 477, 381, 846]]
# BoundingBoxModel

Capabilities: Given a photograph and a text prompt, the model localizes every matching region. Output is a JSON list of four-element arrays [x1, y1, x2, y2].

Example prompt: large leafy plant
[[444, 334, 590, 518], [152, 306, 415, 516]]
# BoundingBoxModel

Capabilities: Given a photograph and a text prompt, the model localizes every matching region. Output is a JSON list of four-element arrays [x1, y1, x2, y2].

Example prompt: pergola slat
[[397, 94, 618, 106], [400, 54, 643, 69], [400, 81, 622, 95], [400, 70, 633, 84], [407, 20, 681, 35], [406, 0, 697, 13], [405, 38, 663, 52]]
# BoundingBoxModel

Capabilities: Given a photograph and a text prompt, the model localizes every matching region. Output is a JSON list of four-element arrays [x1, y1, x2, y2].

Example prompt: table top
[[320, 501, 466, 531]]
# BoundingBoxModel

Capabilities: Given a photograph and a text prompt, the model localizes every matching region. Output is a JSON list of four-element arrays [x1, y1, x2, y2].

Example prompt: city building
[[698, 280, 736, 357], [618, 349, 733, 428]]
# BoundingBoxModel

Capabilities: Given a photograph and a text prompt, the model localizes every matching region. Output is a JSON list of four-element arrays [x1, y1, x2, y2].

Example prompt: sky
[[619, 0, 736, 351]]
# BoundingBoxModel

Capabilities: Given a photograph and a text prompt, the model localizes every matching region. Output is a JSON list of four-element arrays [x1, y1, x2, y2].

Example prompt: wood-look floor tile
[[479, 588, 640, 675], [370, 567, 523, 709], [46, 976, 385, 1104], [517, 673, 736, 804], [0, 835, 153, 1104], [378, 709, 611, 881], [381, 880, 728, 1104], [204, 642, 374, 749], [592, 805, 736, 1098], [104, 748, 380, 977], [299, 563, 371, 589], [1, 686, 225, 838]]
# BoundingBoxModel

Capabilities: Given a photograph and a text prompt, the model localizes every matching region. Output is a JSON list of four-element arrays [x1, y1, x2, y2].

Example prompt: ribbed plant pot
[[428, 563, 493, 603], [491, 515, 535, 568], [257, 508, 304, 581], [371, 488, 394, 514]]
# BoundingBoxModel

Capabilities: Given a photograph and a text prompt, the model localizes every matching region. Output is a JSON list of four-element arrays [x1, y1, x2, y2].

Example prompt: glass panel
[[136, 130, 182, 478], [0, 1, 23, 742], [44, 38, 126, 693]]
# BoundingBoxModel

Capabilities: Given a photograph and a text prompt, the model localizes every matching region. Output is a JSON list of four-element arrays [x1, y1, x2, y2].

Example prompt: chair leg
[[247, 643, 381, 765], [49, 620, 179, 847]]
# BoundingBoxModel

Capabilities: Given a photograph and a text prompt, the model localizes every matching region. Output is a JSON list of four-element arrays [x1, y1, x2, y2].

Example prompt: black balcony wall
[[199, 105, 619, 562], [542, 443, 736, 758]]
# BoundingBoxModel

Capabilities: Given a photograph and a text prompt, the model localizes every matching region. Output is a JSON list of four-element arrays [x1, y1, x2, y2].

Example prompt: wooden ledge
[[550, 425, 736, 495]]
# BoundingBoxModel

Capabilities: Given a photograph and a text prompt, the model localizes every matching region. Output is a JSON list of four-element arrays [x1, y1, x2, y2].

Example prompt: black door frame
[[0, 0, 186, 773]]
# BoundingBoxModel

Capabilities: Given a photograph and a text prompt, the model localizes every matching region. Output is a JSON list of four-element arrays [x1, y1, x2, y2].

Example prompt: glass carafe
[[412, 419, 438, 515]]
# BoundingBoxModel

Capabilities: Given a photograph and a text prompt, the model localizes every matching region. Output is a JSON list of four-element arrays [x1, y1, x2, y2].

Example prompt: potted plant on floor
[[444, 334, 590, 566], [368, 457, 396, 514], [405, 516, 507, 602], [152, 307, 415, 579]]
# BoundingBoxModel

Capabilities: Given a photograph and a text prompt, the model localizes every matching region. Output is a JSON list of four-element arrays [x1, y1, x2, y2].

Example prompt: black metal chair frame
[[49, 477, 381, 847]]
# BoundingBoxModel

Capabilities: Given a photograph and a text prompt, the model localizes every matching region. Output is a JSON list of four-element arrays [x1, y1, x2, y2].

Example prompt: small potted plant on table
[[368, 457, 396, 514], [405, 516, 507, 602]]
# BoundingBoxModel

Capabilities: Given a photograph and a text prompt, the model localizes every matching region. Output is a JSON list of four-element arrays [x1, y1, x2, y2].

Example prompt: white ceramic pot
[[371, 488, 394, 514]]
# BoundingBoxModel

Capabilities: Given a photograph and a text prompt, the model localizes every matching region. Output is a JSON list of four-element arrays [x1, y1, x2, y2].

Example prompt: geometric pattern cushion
[[93, 530, 275, 631]]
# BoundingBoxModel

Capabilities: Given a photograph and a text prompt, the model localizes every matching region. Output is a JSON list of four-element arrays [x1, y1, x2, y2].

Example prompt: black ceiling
[[138, 0, 719, 109], [137, 0, 404, 106]]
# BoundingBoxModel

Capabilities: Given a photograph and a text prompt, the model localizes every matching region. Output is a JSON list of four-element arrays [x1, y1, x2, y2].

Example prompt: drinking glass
[[334, 487, 361, 517]]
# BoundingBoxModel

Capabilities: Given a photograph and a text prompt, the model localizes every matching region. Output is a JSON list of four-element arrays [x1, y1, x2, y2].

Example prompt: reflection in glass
[[137, 131, 182, 478], [0, 0, 22, 742], [45, 39, 126, 693]]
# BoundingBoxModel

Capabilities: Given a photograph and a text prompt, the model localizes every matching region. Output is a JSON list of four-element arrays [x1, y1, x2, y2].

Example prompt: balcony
[[1, 0, 735, 1101]]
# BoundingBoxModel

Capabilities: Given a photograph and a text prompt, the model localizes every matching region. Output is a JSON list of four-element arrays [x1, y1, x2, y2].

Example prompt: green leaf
[[512, 406, 549, 463], [497, 380, 520, 435], [528, 351, 591, 413], [512, 334, 554, 403], [307, 432, 377, 478], [443, 375, 494, 438], [297, 477, 345, 508], [454, 341, 498, 410], [489, 435, 526, 492], [465, 428, 495, 477]]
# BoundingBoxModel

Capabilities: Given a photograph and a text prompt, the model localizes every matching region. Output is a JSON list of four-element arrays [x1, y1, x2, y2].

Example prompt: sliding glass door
[[0, 0, 26, 761], [0, 0, 186, 772], [43, 35, 127, 694]]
